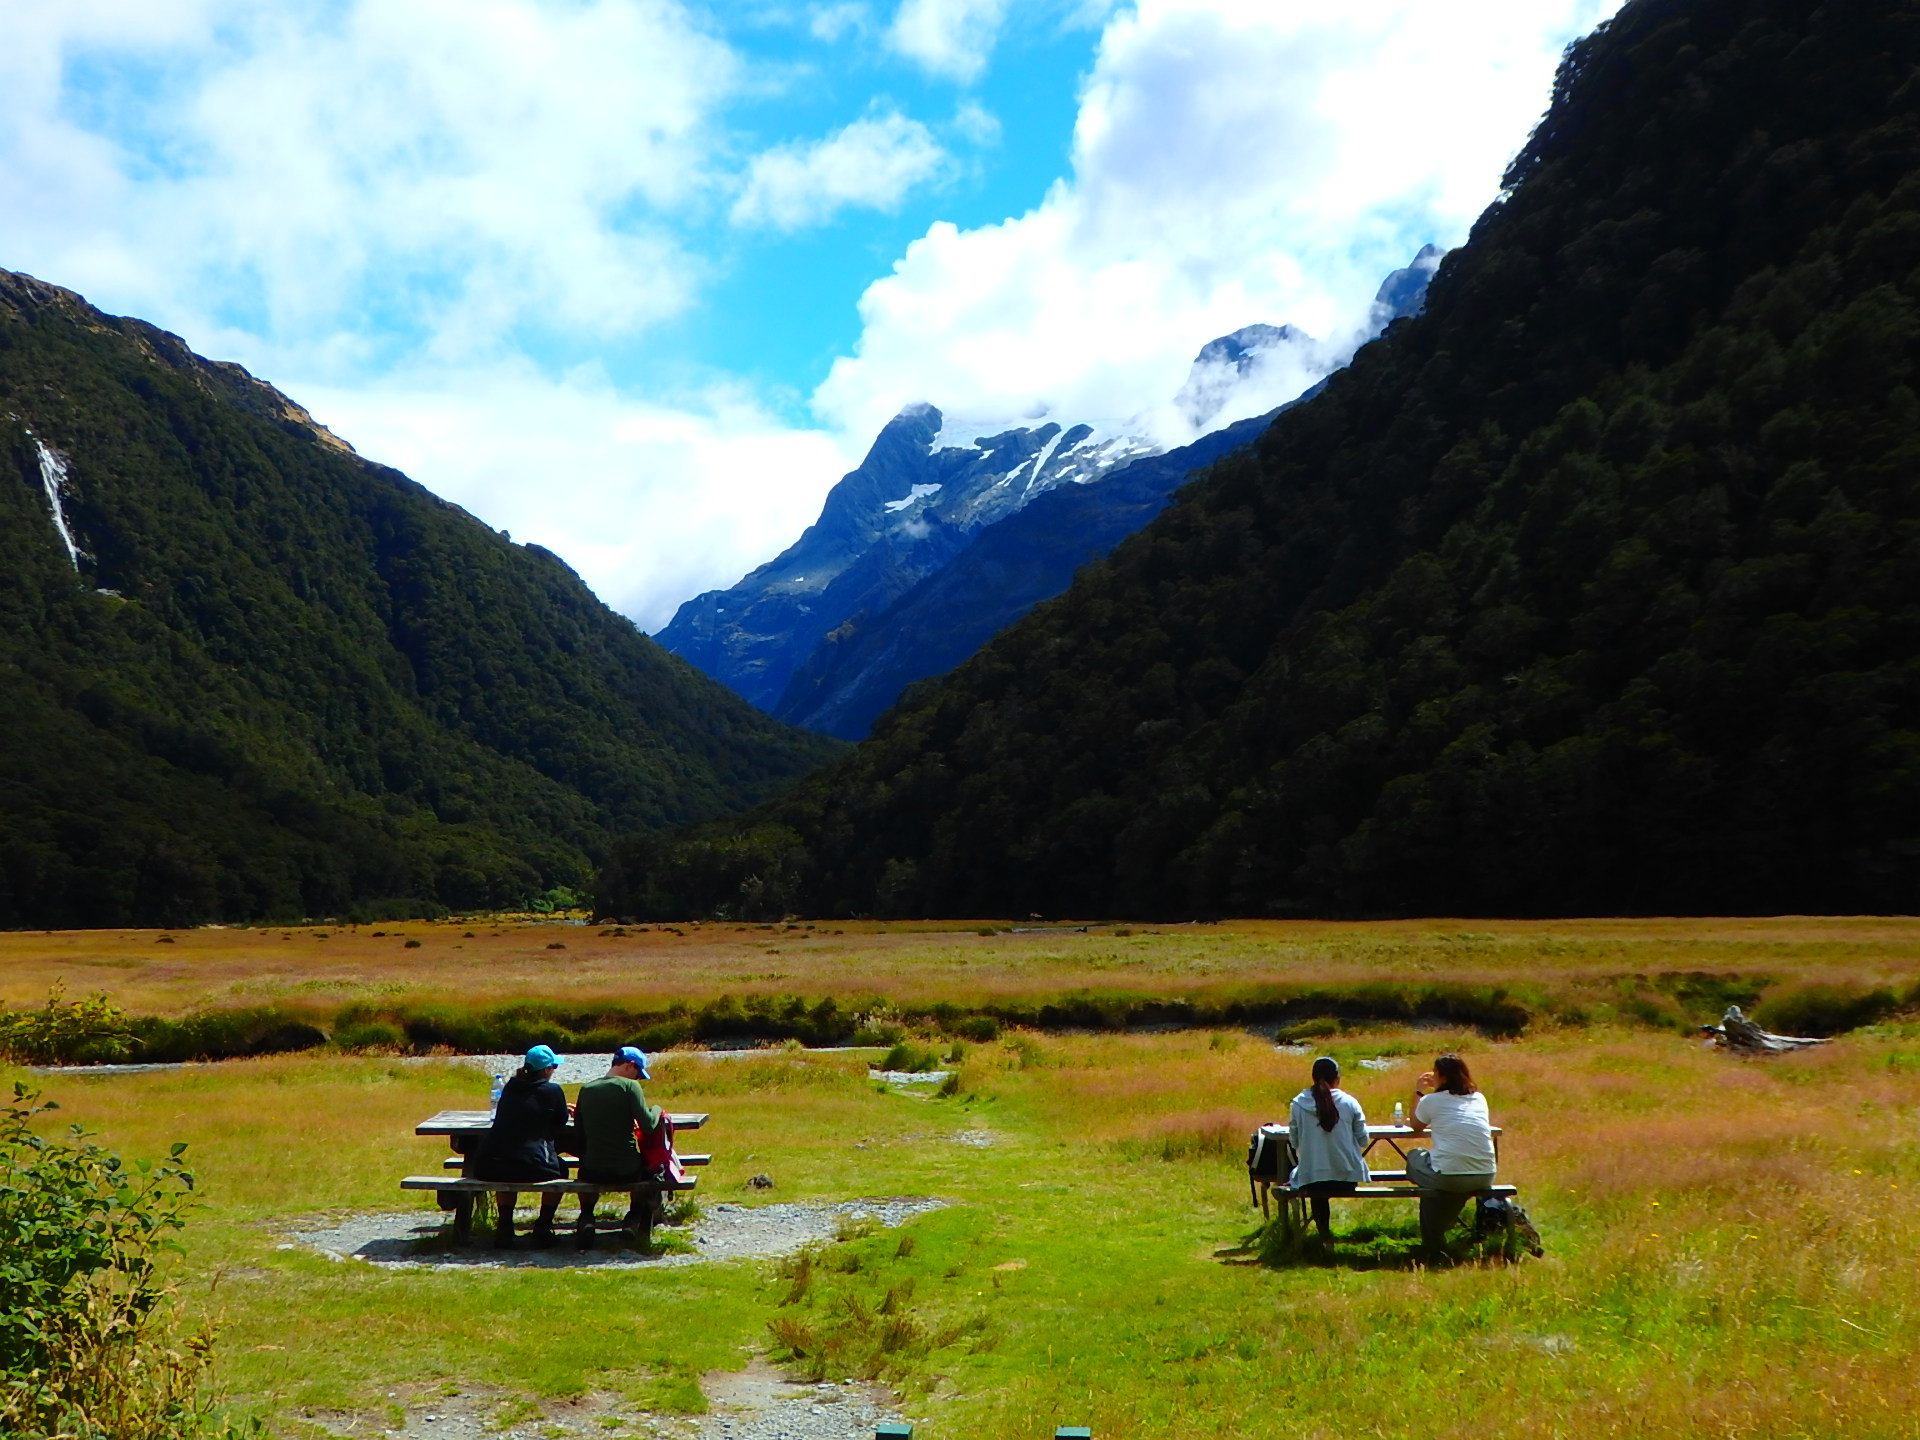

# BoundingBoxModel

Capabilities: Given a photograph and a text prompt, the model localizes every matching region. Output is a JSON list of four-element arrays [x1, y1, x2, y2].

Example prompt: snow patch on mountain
[[884, 483, 943, 513]]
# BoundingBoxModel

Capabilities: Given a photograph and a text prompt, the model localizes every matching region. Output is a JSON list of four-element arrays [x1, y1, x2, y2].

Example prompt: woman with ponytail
[[1285, 1056, 1371, 1242]]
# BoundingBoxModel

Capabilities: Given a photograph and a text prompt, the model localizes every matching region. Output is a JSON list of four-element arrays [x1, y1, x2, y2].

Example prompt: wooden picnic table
[[1252, 1123, 1507, 1221], [410, 1108, 712, 1244]]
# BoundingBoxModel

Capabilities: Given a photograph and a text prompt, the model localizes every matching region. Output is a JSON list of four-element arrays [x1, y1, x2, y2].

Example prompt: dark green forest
[[602, 0, 1920, 921], [0, 272, 838, 927]]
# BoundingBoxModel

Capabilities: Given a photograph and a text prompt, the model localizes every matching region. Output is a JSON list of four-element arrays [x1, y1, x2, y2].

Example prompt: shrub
[[0, 988, 135, 1066], [1751, 984, 1899, 1038], [880, 1042, 942, 1073], [332, 1021, 407, 1053], [0, 1084, 246, 1439]]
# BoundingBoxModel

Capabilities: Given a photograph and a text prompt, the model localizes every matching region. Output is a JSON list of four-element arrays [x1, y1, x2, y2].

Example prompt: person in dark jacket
[[472, 1044, 570, 1248]]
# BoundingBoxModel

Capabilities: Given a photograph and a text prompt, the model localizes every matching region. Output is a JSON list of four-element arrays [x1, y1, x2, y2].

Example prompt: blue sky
[[0, 0, 1620, 630]]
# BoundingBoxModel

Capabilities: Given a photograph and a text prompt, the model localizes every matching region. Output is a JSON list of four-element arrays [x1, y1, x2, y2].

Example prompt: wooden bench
[[401, 1173, 699, 1245], [439, 1153, 712, 1170], [1263, 1180, 1520, 1239]]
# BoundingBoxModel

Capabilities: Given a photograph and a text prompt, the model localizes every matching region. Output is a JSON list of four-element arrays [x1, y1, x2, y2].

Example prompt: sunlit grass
[[11, 915, 1920, 1027], [17, 961, 1920, 1436]]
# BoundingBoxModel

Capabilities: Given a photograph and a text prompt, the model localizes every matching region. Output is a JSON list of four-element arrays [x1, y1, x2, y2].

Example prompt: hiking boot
[[527, 1222, 557, 1249]]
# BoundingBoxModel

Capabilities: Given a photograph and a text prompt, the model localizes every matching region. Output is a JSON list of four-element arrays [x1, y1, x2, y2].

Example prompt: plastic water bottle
[[489, 1074, 505, 1113], [1392, 1100, 1405, 1126]]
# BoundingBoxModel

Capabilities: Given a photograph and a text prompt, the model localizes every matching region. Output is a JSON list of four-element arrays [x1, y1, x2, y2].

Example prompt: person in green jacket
[[571, 1046, 663, 1250]]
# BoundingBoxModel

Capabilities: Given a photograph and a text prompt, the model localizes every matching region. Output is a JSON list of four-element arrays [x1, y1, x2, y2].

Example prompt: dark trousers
[[575, 1164, 649, 1248], [493, 1191, 562, 1245], [1407, 1149, 1496, 1252], [1292, 1180, 1358, 1238]]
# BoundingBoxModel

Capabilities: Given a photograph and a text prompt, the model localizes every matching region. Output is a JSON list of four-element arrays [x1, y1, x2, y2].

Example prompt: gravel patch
[[695, 1359, 909, 1440], [867, 1069, 951, 1085], [287, 1197, 949, 1270], [1358, 1056, 1409, 1071], [296, 1361, 910, 1440]]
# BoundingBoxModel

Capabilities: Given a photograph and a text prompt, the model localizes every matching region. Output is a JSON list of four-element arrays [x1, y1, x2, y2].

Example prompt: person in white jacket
[[1286, 1056, 1371, 1243]]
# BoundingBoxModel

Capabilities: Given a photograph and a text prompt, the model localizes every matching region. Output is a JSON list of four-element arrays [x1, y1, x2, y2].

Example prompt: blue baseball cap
[[524, 1044, 560, 1071], [613, 1045, 651, 1078]]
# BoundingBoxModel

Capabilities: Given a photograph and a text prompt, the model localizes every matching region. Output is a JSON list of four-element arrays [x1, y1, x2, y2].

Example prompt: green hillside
[[602, 0, 1920, 921], [0, 271, 839, 927]]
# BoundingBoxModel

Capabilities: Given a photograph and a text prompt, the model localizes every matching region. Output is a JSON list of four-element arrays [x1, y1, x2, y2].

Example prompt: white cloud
[[887, 0, 1009, 83], [951, 99, 1002, 146], [295, 366, 861, 634], [733, 110, 950, 230], [0, 0, 735, 371], [817, 0, 1624, 444], [809, 2, 872, 40]]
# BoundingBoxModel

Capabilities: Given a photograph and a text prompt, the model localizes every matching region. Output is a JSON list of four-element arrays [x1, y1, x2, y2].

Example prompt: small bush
[[881, 1042, 941, 1073], [953, 1015, 1001, 1042], [0, 1084, 244, 1439], [1752, 984, 1899, 1037], [0, 988, 135, 1065], [333, 1021, 408, 1053]]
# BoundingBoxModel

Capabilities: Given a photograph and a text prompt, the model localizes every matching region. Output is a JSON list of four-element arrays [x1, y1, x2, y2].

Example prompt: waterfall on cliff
[[35, 440, 83, 571]]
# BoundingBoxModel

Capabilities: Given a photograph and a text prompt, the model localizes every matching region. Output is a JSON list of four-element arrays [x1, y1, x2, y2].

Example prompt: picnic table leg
[[451, 1193, 474, 1243]]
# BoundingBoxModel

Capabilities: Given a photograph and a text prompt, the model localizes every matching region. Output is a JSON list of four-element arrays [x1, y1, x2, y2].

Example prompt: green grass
[[20, 1016, 1920, 1438]]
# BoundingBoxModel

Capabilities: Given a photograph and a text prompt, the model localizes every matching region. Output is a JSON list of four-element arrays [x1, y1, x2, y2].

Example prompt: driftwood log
[[1700, 1004, 1830, 1054]]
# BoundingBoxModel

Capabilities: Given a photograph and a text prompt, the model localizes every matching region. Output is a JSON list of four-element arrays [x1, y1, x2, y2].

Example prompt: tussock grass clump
[[766, 1234, 991, 1383]]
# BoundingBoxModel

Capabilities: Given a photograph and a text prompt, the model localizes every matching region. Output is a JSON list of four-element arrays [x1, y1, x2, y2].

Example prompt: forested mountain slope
[[0, 271, 838, 927], [602, 0, 1920, 920]]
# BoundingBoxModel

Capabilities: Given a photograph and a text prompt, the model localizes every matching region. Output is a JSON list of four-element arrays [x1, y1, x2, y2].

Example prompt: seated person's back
[[573, 1046, 663, 1184], [474, 1046, 569, 1182]]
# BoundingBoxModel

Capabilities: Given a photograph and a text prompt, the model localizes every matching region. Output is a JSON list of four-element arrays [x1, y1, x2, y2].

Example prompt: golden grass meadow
[[13, 916, 1920, 1438]]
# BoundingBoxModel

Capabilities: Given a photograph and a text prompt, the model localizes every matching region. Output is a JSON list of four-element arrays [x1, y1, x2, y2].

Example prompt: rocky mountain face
[[602, 0, 1920, 922], [0, 269, 838, 927], [773, 410, 1278, 740], [660, 251, 1438, 736], [655, 407, 1158, 714]]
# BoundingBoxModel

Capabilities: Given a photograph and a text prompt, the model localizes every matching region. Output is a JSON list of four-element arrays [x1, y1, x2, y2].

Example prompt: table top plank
[[417, 1109, 708, 1135]]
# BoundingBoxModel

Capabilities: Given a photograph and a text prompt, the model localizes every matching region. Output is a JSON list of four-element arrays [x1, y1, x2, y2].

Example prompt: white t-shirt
[[1414, 1089, 1496, 1174]]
